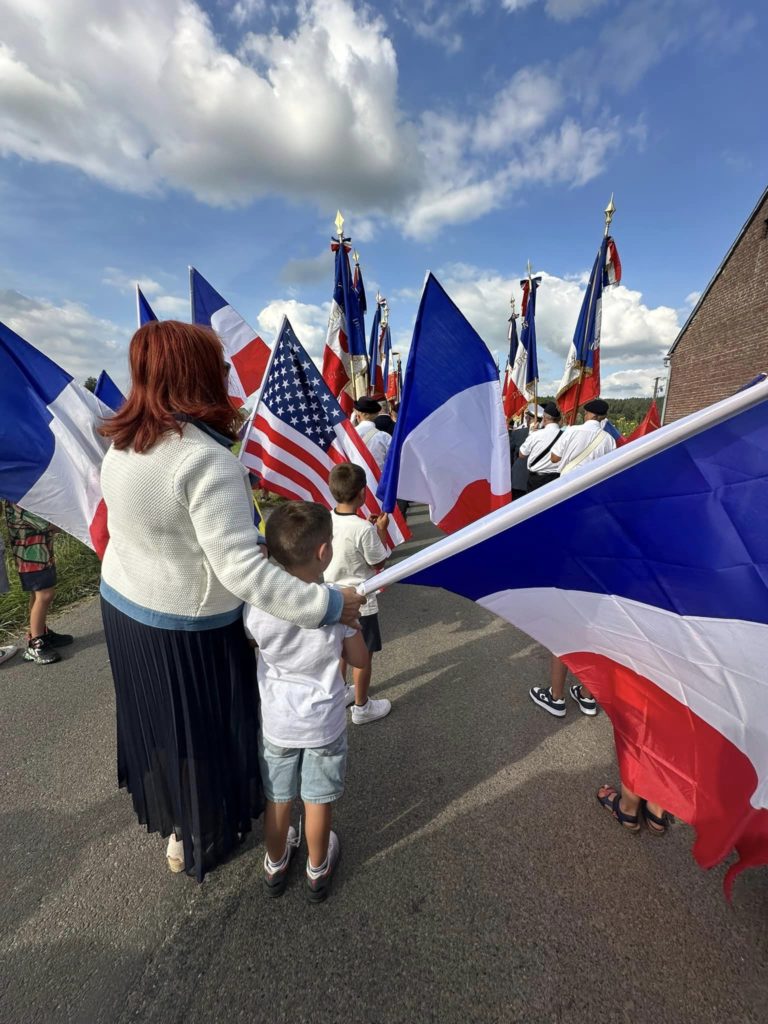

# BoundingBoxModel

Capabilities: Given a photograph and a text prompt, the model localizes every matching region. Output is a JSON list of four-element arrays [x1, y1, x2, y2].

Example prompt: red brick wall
[[665, 192, 768, 422]]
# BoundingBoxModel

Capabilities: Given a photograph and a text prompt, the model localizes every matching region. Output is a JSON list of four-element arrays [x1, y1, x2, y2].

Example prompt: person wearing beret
[[352, 397, 392, 470], [508, 404, 539, 500], [549, 397, 615, 476], [371, 396, 396, 436], [519, 402, 563, 492]]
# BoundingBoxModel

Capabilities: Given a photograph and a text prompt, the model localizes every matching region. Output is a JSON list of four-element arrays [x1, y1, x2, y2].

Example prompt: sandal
[[643, 804, 671, 836], [596, 785, 641, 833]]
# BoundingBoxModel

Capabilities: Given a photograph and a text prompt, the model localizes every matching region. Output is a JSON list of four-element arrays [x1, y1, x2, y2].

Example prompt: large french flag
[[365, 377, 768, 894], [322, 239, 368, 415], [0, 321, 112, 556], [377, 273, 511, 532], [190, 268, 271, 408]]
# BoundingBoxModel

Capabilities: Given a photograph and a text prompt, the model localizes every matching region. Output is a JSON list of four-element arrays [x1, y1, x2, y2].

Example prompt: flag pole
[[569, 194, 615, 425], [526, 260, 538, 425], [352, 247, 367, 399]]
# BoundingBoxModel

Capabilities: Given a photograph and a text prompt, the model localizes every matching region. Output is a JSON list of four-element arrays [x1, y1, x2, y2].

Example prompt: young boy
[[325, 463, 392, 725], [245, 501, 368, 902], [3, 502, 72, 665]]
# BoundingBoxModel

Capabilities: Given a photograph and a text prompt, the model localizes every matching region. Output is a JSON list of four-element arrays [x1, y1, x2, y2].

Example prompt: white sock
[[307, 856, 328, 878], [267, 848, 289, 871]]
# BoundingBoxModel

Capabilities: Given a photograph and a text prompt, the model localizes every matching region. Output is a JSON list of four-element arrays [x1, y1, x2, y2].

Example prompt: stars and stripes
[[241, 318, 408, 548]]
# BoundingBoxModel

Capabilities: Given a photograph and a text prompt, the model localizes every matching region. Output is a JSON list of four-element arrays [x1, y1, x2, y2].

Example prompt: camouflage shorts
[[3, 503, 57, 589]]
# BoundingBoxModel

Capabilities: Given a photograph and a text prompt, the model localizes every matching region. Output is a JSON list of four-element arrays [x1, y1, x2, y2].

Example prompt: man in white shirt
[[519, 402, 563, 491], [352, 397, 391, 470], [550, 398, 616, 476]]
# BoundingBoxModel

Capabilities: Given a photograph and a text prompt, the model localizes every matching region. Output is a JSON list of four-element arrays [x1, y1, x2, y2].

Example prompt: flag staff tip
[[335, 210, 344, 237], [604, 194, 616, 235], [353, 249, 360, 265]]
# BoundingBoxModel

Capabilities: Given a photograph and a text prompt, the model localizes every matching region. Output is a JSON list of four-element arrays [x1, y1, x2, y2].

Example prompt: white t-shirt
[[519, 423, 563, 475], [324, 510, 388, 615], [551, 420, 615, 474], [244, 601, 355, 748], [355, 420, 391, 469]]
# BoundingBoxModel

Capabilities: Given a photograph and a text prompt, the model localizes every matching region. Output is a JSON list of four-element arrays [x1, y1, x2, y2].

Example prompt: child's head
[[265, 501, 333, 576], [329, 463, 366, 508]]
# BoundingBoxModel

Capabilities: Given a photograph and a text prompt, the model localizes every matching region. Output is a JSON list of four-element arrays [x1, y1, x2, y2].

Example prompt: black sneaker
[[43, 628, 74, 648], [528, 685, 566, 717], [23, 636, 61, 665], [305, 831, 340, 903], [263, 825, 298, 898], [569, 683, 598, 717]]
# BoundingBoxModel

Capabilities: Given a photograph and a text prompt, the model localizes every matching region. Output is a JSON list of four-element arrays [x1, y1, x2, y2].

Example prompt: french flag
[[136, 285, 158, 325], [94, 370, 125, 412], [0, 320, 112, 557], [365, 376, 768, 895], [377, 273, 511, 532], [504, 275, 540, 421], [190, 267, 271, 408], [322, 237, 368, 415]]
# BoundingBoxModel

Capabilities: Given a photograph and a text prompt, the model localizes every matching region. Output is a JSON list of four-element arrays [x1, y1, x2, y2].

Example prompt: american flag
[[241, 318, 409, 548]]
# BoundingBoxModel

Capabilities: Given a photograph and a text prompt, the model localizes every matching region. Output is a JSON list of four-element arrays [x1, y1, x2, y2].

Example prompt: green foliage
[[538, 395, 653, 435], [83, 376, 98, 393]]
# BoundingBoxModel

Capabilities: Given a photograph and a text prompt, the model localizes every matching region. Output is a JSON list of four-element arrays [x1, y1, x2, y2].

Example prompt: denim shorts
[[258, 730, 348, 805]]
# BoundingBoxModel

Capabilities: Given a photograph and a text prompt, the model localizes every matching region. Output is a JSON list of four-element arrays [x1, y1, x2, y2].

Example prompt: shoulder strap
[[528, 429, 563, 471], [560, 428, 606, 476]]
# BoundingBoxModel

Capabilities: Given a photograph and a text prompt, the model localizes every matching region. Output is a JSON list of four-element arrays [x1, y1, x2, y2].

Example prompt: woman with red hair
[[99, 321, 363, 881]]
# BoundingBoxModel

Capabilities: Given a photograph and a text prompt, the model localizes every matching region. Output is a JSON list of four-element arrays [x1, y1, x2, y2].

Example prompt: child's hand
[[375, 512, 389, 531]]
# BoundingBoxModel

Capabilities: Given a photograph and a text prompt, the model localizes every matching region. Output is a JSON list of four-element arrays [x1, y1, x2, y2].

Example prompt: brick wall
[[665, 192, 768, 422]]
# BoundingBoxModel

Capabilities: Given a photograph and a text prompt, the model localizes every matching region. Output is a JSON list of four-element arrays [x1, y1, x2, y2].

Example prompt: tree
[[83, 376, 97, 393]]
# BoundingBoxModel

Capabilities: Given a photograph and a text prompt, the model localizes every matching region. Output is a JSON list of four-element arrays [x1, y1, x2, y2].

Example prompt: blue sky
[[0, 0, 765, 396]]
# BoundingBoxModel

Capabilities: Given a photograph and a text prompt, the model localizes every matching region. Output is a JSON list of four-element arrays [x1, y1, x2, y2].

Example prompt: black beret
[[354, 397, 381, 414], [543, 402, 561, 420], [584, 398, 609, 416]]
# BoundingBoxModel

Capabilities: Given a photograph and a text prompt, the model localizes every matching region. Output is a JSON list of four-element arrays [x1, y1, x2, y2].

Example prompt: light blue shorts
[[258, 730, 348, 805]]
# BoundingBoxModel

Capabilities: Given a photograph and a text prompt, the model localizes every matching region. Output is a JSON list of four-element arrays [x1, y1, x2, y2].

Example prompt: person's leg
[[29, 586, 55, 638], [353, 650, 373, 707], [550, 655, 568, 700], [304, 801, 333, 870], [264, 800, 293, 863]]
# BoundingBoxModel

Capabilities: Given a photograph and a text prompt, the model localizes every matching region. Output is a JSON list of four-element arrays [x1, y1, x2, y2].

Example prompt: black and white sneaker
[[529, 685, 566, 718], [264, 825, 299, 898], [569, 683, 598, 717], [23, 636, 61, 665], [43, 628, 74, 648], [305, 830, 340, 903]]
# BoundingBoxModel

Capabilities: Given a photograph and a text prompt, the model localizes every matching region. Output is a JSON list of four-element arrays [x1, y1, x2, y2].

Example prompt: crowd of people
[[0, 320, 669, 900]]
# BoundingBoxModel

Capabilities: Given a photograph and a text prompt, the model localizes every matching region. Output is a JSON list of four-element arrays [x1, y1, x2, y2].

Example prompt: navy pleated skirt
[[101, 597, 264, 881]]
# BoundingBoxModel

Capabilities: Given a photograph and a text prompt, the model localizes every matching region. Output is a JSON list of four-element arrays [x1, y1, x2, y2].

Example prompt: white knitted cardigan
[[100, 423, 336, 631]]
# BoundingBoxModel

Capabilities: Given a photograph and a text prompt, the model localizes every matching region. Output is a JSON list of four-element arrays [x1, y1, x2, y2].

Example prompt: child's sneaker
[[264, 825, 298, 898], [569, 683, 598, 717], [0, 645, 19, 666], [351, 697, 391, 725], [528, 686, 566, 717], [43, 627, 74, 648], [23, 636, 61, 665], [305, 830, 340, 903], [344, 684, 355, 707]]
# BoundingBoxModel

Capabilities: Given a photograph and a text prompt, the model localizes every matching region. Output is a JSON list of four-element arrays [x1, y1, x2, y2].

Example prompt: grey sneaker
[[569, 683, 598, 717], [305, 830, 340, 903], [529, 686, 566, 718], [264, 825, 299, 897], [0, 645, 19, 666], [351, 697, 391, 725]]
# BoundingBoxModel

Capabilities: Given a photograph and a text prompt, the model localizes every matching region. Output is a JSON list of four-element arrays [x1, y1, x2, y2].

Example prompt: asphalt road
[[1, 506, 766, 1024]]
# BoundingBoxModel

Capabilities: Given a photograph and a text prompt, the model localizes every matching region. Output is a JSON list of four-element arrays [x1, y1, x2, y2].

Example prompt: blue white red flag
[[94, 370, 125, 412], [190, 267, 270, 408], [505, 276, 540, 420], [365, 377, 768, 895], [0, 320, 111, 555], [322, 239, 368, 415], [557, 236, 621, 416], [377, 273, 511, 532], [602, 418, 624, 443], [367, 296, 391, 397], [241, 318, 408, 548], [136, 285, 158, 326]]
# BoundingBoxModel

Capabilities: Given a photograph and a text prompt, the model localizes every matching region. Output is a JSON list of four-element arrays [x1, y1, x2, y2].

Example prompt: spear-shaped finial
[[353, 249, 360, 265], [335, 210, 344, 238], [510, 294, 517, 318], [526, 259, 534, 282], [604, 193, 616, 236]]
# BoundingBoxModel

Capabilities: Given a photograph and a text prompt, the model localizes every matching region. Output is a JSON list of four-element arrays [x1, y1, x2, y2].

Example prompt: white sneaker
[[351, 697, 391, 725], [529, 686, 566, 718], [0, 645, 19, 666], [166, 834, 185, 873], [306, 830, 340, 903], [264, 824, 299, 898], [344, 684, 355, 707]]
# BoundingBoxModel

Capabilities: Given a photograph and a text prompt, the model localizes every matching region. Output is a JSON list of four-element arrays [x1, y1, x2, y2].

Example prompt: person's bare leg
[[353, 650, 373, 706], [619, 783, 642, 818], [264, 800, 292, 863], [304, 801, 333, 869], [29, 587, 55, 638], [550, 655, 568, 700]]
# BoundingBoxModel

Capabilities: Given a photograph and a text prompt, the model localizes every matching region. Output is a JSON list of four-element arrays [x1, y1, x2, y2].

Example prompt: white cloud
[[393, 1, 487, 55], [599, 368, 665, 399], [0, 288, 129, 386], [500, 0, 605, 18], [473, 69, 562, 152], [257, 298, 330, 364], [228, 0, 267, 27], [102, 267, 187, 321]]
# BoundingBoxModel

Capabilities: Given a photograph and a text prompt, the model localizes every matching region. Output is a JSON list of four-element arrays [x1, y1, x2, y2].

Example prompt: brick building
[[663, 186, 768, 423]]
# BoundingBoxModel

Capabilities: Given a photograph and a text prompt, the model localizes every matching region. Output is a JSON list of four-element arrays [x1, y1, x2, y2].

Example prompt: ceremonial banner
[[322, 238, 368, 414], [557, 237, 621, 416], [368, 298, 390, 397], [0, 321, 111, 555], [364, 377, 768, 895], [242, 318, 408, 548], [136, 285, 158, 326], [619, 399, 660, 446], [94, 370, 125, 412], [190, 268, 271, 408], [377, 273, 511, 532], [504, 277, 540, 420]]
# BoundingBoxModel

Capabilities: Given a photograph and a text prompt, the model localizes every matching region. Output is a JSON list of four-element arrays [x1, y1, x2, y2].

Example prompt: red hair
[[100, 321, 241, 453]]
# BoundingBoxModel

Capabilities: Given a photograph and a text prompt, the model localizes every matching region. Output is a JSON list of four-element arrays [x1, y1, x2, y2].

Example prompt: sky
[[0, 0, 766, 398]]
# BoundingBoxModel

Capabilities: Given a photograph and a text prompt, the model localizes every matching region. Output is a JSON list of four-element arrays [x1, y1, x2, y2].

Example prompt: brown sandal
[[596, 785, 641, 833]]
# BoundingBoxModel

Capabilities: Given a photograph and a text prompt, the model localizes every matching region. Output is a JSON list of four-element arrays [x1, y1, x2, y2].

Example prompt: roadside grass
[[0, 520, 101, 642]]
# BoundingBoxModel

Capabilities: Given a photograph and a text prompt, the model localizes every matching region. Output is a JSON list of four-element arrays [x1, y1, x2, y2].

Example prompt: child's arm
[[342, 630, 368, 670], [363, 518, 389, 570]]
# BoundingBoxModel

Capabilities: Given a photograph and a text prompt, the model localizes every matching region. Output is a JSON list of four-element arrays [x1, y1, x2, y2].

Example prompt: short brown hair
[[329, 463, 366, 504], [265, 501, 331, 568], [100, 320, 241, 453]]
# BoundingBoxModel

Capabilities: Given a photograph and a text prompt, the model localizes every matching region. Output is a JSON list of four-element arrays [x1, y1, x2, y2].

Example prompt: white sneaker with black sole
[[569, 683, 598, 716], [264, 825, 299, 897], [306, 830, 340, 903], [529, 686, 566, 717], [351, 697, 391, 725]]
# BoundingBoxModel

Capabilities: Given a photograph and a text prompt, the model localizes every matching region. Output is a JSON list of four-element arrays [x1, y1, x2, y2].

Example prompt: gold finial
[[353, 249, 360, 265], [335, 210, 344, 237], [375, 291, 382, 305], [526, 259, 534, 281], [510, 295, 517, 317], [604, 193, 616, 236]]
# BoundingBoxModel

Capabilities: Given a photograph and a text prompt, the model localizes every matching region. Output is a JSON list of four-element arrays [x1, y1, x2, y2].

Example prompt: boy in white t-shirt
[[325, 463, 392, 726], [245, 501, 367, 902]]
